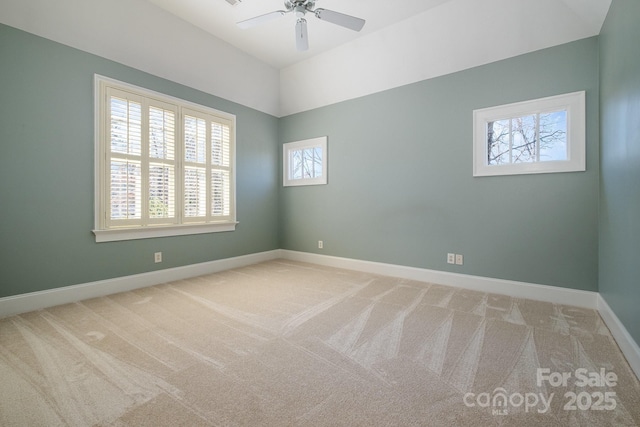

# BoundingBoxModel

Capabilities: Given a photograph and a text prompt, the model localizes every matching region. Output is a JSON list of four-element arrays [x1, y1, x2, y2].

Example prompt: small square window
[[473, 91, 585, 177], [283, 137, 327, 186]]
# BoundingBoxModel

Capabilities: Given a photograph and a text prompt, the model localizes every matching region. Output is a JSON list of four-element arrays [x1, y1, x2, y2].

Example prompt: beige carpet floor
[[0, 260, 639, 426]]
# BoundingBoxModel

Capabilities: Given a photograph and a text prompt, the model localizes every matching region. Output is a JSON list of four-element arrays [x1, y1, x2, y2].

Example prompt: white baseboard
[[280, 250, 598, 309], [0, 249, 282, 319], [597, 295, 640, 380]]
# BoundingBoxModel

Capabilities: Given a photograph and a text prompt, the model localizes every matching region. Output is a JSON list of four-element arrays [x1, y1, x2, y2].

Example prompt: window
[[94, 75, 236, 242], [473, 91, 585, 177], [283, 137, 327, 186]]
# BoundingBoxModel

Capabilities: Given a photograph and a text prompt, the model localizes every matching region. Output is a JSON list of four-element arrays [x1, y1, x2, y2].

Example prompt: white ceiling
[[0, 0, 612, 116], [148, 0, 610, 70], [147, 0, 452, 69]]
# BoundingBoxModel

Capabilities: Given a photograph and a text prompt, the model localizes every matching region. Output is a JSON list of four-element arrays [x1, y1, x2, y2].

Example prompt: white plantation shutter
[[148, 104, 177, 223], [184, 167, 207, 217], [95, 76, 236, 241], [184, 115, 207, 220], [211, 122, 232, 217], [106, 89, 179, 227], [183, 110, 234, 222], [110, 160, 142, 220], [107, 89, 143, 225]]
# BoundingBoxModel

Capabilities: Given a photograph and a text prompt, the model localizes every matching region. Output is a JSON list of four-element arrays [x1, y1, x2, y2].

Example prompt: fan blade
[[237, 10, 287, 29], [295, 18, 309, 51], [314, 8, 365, 31]]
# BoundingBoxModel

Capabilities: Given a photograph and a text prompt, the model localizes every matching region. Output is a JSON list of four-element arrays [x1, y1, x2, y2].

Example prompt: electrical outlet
[[154, 252, 162, 263], [318, 240, 323, 249], [455, 254, 463, 265], [447, 253, 455, 264]]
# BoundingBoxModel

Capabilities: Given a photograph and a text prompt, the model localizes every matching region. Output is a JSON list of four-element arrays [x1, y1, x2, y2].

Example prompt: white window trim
[[283, 136, 328, 187], [93, 75, 237, 242], [92, 222, 237, 243], [473, 91, 586, 177]]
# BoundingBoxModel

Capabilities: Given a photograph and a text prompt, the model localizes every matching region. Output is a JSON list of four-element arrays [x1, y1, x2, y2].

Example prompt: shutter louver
[[110, 160, 141, 219], [211, 122, 231, 218], [211, 170, 230, 216], [149, 106, 176, 221], [110, 97, 141, 156], [184, 167, 207, 218], [184, 115, 208, 220]]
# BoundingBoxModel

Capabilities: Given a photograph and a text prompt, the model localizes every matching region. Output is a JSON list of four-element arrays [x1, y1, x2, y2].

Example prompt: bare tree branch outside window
[[291, 147, 323, 179], [487, 110, 567, 166]]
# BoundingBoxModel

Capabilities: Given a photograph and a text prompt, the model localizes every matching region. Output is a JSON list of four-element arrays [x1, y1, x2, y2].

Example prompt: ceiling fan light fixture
[[294, 5, 307, 18], [295, 18, 309, 51], [237, 0, 365, 51]]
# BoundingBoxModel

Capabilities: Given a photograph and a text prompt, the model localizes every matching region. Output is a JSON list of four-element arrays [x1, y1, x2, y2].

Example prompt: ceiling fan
[[237, 0, 366, 51]]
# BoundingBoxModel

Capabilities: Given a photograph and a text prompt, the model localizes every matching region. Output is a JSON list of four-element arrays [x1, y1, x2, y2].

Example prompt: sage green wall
[[0, 23, 603, 300], [599, 0, 640, 344], [279, 37, 600, 291], [0, 24, 279, 298]]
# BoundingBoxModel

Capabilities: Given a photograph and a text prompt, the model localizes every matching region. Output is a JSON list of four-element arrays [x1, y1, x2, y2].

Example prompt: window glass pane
[[149, 163, 175, 219], [302, 148, 312, 178], [486, 112, 569, 166], [487, 119, 510, 165], [539, 110, 568, 161], [211, 170, 230, 216], [511, 115, 537, 163], [313, 147, 323, 177], [110, 97, 141, 155], [184, 167, 207, 217], [110, 159, 141, 219], [291, 149, 303, 180], [290, 147, 324, 179], [149, 107, 175, 160]]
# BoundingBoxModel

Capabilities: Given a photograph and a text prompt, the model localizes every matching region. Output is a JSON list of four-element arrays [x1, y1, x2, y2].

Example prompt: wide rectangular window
[[94, 75, 236, 242], [473, 91, 585, 176]]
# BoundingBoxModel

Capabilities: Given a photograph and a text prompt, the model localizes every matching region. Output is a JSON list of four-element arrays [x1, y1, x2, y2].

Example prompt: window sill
[[93, 222, 238, 243], [473, 161, 585, 177]]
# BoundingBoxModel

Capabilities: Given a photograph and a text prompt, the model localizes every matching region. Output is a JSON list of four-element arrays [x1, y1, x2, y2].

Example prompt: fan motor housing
[[294, 5, 307, 17]]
